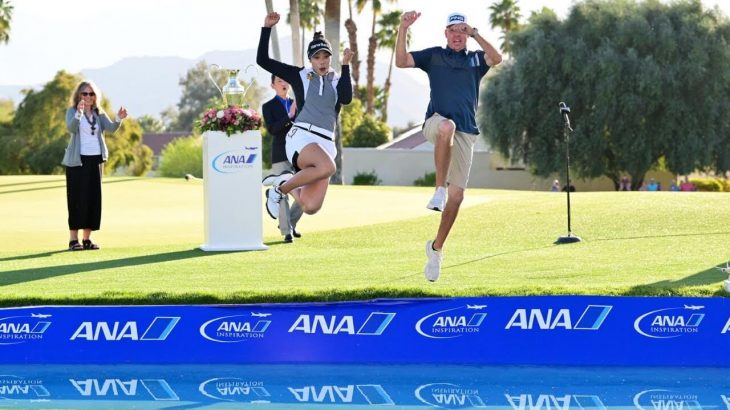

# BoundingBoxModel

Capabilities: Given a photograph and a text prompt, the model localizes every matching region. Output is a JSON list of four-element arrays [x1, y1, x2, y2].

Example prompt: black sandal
[[82, 239, 100, 250], [68, 240, 83, 251]]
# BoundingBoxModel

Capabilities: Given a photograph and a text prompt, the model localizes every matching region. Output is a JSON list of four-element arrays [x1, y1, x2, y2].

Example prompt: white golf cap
[[446, 12, 467, 26]]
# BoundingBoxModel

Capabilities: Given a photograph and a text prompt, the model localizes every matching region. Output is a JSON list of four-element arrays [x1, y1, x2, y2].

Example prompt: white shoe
[[265, 187, 283, 219], [272, 172, 293, 188], [424, 240, 442, 282], [427, 186, 447, 212], [262, 171, 293, 186]]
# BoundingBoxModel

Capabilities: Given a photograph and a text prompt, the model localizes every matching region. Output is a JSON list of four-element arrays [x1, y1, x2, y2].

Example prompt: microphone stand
[[555, 102, 581, 244]]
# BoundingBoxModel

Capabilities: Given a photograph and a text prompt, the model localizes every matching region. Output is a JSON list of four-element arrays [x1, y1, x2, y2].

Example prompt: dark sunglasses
[[80, 92, 96, 97]]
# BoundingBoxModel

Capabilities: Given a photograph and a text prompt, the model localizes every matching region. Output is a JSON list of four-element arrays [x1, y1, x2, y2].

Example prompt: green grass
[[1, 175, 729, 306]]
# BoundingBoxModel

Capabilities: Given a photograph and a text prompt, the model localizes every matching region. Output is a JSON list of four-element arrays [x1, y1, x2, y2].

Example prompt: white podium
[[200, 130, 268, 251]]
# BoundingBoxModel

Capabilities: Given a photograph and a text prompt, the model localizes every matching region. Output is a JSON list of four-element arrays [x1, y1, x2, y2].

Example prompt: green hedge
[[158, 135, 202, 178], [352, 170, 381, 185], [413, 172, 436, 187], [689, 178, 726, 192]]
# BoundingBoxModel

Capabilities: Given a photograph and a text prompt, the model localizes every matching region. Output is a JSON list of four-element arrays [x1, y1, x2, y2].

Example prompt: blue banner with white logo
[[0, 296, 729, 365]]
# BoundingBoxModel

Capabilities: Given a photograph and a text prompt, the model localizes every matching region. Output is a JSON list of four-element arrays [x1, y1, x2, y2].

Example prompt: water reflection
[[0, 364, 727, 409]]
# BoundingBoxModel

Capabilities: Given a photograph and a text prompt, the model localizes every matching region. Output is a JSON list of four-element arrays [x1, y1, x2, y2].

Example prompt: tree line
[[4, 0, 724, 186], [481, 0, 730, 189]]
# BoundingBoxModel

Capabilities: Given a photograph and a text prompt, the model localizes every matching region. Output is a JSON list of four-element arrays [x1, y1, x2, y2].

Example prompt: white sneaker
[[265, 187, 283, 219], [272, 172, 294, 188], [427, 186, 447, 212], [424, 240, 442, 282], [262, 170, 293, 186]]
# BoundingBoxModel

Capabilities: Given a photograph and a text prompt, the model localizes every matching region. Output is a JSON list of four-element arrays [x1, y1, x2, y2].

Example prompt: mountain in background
[[0, 40, 430, 129]]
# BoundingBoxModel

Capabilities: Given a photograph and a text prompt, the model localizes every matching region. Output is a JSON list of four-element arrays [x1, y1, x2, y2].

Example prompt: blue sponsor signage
[[0, 296, 729, 365]]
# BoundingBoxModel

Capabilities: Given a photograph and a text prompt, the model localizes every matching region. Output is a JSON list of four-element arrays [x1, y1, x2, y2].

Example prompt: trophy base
[[200, 244, 268, 252]]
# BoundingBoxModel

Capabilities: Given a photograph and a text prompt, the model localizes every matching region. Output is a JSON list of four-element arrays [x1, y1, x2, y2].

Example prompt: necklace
[[84, 113, 97, 135]]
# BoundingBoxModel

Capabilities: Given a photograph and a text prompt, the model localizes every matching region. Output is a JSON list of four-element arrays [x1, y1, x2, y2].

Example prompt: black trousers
[[65, 155, 103, 231]]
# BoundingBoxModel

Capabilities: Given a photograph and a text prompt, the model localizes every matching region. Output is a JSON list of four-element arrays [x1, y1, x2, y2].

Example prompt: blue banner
[[0, 296, 728, 365]]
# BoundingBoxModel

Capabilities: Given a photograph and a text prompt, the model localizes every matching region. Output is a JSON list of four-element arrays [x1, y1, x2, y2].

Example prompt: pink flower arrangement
[[197, 106, 262, 136]]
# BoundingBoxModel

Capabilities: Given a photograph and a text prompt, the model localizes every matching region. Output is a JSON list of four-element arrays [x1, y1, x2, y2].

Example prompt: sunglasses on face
[[80, 92, 96, 97]]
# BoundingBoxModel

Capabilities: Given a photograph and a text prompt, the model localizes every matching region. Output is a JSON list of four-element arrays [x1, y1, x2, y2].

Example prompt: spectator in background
[[647, 178, 659, 191], [551, 179, 560, 192], [62, 80, 127, 251], [618, 176, 631, 191], [670, 181, 679, 191], [680, 176, 697, 192], [262, 75, 303, 243]]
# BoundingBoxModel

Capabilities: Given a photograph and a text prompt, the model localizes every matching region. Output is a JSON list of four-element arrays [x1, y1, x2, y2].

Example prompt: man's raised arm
[[395, 10, 421, 68]]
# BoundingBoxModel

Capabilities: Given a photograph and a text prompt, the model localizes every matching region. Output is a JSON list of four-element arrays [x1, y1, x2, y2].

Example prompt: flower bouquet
[[197, 106, 262, 137]]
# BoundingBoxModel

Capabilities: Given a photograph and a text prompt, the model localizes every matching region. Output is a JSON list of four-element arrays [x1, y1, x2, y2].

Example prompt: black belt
[[294, 125, 333, 141]]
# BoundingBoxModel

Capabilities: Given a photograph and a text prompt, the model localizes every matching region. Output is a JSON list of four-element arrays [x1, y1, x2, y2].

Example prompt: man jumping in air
[[396, 11, 502, 281]]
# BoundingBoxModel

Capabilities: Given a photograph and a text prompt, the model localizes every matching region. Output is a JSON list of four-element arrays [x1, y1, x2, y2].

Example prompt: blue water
[[0, 365, 727, 409]]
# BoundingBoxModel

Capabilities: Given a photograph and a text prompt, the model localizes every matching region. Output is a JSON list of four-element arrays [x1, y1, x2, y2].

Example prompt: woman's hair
[[70, 80, 102, 112]]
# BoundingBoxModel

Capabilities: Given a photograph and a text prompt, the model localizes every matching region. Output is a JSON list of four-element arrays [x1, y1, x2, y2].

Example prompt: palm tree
[[324, 0, 343, 184], [356, 0, 394, 115], [0, 0, 14, 45], [289, 0, 303, 65], [344, 0, 361, 92], [299, 0, 324, 61], [324, 0, 341, 69], [264, 0, 281, 60], [488, 0, 522, 54], [375, 10, 407, 123]]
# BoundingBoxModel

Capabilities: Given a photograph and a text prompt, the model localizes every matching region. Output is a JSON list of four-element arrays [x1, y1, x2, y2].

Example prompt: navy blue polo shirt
[[411, 46, 490, 135]]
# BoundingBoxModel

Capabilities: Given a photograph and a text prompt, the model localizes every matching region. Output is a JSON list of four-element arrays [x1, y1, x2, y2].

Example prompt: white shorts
[[285, 126, 337, 170]]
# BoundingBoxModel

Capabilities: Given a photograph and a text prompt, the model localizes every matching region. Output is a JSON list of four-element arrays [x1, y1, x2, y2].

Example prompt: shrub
[[340, 98, 364, 147], [352, 170, 381, 185], [413, 172, 436, 187], [690, 178, 724, 192], [720, 179, 730, 192], [260, 127, 272, 170], [158, 135, 202, 178], [348, 115, 390, 148], [127, 144, 153, 176]]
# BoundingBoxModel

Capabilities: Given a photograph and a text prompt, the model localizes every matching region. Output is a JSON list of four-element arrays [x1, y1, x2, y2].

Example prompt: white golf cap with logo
[[446, 12, 467, 26]]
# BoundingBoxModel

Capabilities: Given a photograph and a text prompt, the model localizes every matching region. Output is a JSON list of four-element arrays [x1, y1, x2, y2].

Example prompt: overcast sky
[[0, 0, 728, 86]]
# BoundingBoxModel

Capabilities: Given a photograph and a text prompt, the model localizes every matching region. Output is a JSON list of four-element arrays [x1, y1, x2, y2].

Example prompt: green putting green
[[0, 175, 728, 306]]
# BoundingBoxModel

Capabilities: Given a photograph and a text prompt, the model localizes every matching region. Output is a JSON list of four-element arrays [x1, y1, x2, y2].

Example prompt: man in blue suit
[[262, 75, 303, 243]]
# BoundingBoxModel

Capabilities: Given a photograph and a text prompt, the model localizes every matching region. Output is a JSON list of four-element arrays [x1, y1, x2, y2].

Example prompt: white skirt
[[285, 126, 337, 168]]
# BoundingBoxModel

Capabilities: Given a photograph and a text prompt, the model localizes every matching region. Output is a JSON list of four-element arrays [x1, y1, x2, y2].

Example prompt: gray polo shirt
[[411, 46, 490, 135]]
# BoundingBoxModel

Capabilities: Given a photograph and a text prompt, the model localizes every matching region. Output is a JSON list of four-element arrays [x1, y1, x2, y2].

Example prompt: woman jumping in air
[[257, 11, 353, 220]]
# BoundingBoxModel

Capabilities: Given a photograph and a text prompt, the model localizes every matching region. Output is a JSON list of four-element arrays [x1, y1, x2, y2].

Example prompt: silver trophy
[[207, 64, 257, 107]]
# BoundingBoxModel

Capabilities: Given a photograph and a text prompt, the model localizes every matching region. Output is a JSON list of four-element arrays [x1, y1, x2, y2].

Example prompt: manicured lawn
[[0, 175, 728, 306]]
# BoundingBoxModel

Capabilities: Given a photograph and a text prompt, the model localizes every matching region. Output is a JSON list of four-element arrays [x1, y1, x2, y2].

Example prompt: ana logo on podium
[[212, 148, 258, 173]]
